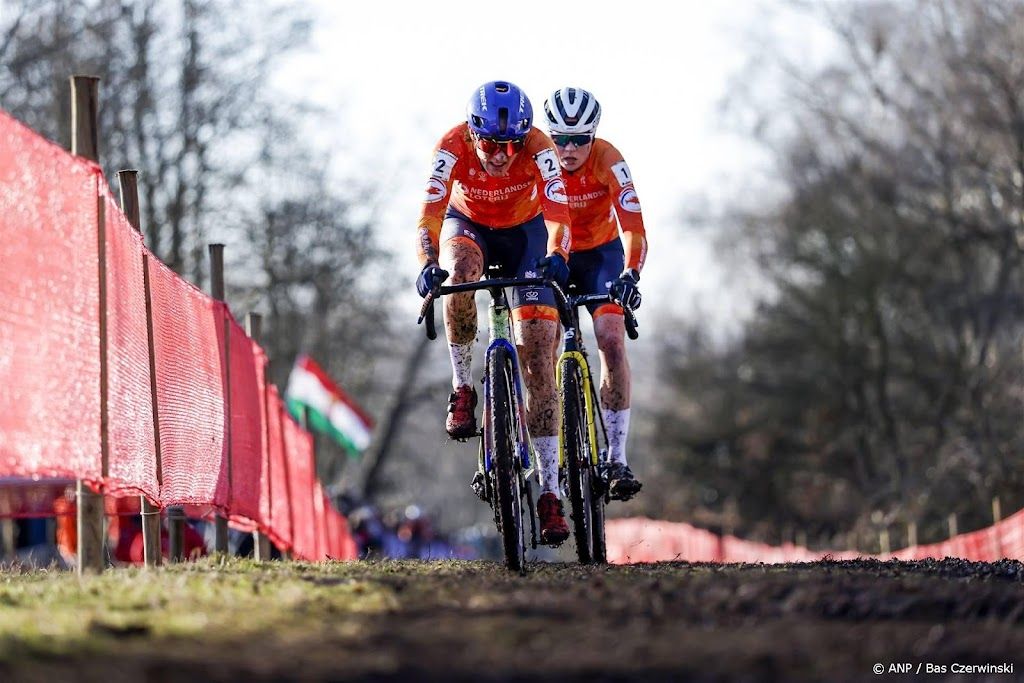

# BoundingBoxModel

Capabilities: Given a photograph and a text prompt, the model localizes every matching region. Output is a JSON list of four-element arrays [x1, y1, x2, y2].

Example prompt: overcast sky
[[273, 1, 834, 334]]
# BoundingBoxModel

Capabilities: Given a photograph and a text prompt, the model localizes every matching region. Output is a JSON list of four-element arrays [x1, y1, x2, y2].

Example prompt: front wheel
[[489, 346, 525, 572], [590, 473, 607, 564], [561, 359, 593, 564]]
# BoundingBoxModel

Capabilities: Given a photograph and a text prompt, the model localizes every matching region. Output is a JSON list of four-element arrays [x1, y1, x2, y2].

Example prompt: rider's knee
[[596, 326, 626, 364], [515, 320, 557, 378], [441, 239, 482, 283]]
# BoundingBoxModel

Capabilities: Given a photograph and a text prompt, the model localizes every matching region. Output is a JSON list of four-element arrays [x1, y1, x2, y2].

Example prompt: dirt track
[[2, 558, 1023, 682]]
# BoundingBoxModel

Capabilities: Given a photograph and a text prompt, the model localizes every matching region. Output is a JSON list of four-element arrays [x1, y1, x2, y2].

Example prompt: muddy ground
[[1, 557, 1022, 682]]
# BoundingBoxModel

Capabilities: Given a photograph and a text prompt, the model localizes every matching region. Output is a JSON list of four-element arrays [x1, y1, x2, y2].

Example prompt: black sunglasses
[[552, 134, 593, 147]]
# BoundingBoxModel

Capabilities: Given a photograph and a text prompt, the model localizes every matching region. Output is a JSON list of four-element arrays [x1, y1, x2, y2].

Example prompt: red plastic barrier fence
[[265, 385, 294, 552], [0, 108, 355, 560], [252, 342, 273, 533], [102, 187, 158, 501], [605, 518, 721, 563], [607, 510, 1024, 565], [314, 482, 328, 560], [0, 111, 102, 484], [283, 414, 316, 560], [226, 315, 264, 528], [149, 256, 229, 508]]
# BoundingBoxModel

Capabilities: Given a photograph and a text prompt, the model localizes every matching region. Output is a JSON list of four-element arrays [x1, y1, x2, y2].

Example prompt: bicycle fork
[[556, 350, 601, 468], [481, 299, 533, 476]]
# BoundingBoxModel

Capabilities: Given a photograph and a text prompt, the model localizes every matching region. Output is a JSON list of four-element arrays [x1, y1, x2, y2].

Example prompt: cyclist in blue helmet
[[415, 80, 573, 546], [466, 81, 533, 146]]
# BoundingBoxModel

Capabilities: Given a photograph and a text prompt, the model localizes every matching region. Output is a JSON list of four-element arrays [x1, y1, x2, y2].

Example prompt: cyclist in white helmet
[[543, 87, 647, 500]]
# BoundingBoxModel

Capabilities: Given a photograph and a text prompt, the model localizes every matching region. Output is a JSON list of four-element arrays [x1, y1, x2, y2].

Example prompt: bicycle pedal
[[470, 471, 489, 502], [448, 429, 481, 443]]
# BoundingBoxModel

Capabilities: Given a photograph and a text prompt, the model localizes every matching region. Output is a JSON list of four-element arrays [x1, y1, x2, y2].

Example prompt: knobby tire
[[489, 346, 525, 572], [590, 473, 607, 564], [562, 359, 593, 563]]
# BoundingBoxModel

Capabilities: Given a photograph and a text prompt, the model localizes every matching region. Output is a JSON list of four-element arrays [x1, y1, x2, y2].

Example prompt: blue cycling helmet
[[466, 81, 533, 140]]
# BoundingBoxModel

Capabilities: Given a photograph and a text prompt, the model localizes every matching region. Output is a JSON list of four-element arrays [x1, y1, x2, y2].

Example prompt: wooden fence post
[[879, 528, 890, 555], [0, 518, 13, 560], [907, 521, 918, 548], [948, 513, 958, 539], [71, 74, 106, 574], [168, 505, 185, 562], [246, 312, 272, 561], [208, 244, 230, 555], [117, 169, 162, 568]]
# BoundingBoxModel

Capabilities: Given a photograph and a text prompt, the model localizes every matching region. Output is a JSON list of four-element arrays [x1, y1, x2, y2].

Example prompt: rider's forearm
[[621, 229, 647, 272], [416, 220, 442, 265], [544, 220, 571, 260]]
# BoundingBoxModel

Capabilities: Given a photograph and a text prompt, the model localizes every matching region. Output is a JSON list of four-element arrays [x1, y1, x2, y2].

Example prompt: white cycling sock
[[603, 408, 631, 466], [534, 435, 560, 495], [449, 342, 473, 389]]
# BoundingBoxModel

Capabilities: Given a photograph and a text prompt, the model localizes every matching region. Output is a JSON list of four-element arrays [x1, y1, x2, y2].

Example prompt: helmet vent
[[498, 107, 509, 135], [495, 83, 510, 93]]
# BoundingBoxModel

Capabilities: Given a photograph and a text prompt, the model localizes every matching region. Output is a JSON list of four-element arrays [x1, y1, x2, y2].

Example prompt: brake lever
[[417, 290, 438, 340], [623, 306, 639, 340]]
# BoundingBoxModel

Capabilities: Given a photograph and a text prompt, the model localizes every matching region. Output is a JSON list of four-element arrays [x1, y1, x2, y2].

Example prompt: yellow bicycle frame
[[556, 351, 601, 468]]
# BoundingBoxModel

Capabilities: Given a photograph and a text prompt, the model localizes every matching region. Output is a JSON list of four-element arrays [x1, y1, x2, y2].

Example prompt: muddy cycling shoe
[[537, 492, 570, 546], [605, 462, 643, 501], [445, 386, 478, 440], [470, 470, 488, 502]]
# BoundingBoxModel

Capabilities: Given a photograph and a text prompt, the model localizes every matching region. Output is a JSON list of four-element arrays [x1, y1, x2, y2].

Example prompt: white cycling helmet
[[543, 87, 601, 135]]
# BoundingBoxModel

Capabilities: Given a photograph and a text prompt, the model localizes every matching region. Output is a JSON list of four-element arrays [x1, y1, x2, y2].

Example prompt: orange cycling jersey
[[416, 123, 571, 265], [561, 138, 647, 272]]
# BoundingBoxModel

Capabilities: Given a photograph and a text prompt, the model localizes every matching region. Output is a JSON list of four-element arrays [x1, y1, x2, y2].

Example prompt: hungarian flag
[[285, 355, 374, 457]]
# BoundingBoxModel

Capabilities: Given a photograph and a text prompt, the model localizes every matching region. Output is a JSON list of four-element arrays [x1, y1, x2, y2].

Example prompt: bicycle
[[558, 290, 638, 564], [418, 270, 571, 572]]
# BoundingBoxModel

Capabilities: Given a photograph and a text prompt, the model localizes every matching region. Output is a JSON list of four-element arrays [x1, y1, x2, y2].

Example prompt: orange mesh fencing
[[253, 343, 273, 532], [148, 256, 229, 508], [0, 109, 355, 558], [0, 111, 102, 483], [607, 510, 1024, 565], [225, 316, 264, 527], [102, 188, 158, 500], [284, 414, 316, 560], [266, 385, 293, 552]]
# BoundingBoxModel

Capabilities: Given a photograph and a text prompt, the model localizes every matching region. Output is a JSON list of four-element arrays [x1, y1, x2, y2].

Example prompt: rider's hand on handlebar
[[416, 262, 449, 298], [610, 268, 642, 310], [535, 253, 570, 287]]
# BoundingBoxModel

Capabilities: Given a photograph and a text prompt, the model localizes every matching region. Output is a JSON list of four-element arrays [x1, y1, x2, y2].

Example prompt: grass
[[2, 557, 1023, 681], [0, 558, 404, 661]]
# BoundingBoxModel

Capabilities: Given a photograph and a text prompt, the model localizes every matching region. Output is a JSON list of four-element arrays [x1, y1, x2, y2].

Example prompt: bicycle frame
[[555, 292, 637, 470], [417, 276, 569, 555], [418, 277, 632, 566], [555, 292, 638, 563]]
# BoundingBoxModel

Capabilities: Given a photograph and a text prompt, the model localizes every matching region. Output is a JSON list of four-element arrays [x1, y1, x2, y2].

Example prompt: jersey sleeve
[[527, 130, 572, 259], [599, 143, 648, 272], [416, 130, 463, 265]]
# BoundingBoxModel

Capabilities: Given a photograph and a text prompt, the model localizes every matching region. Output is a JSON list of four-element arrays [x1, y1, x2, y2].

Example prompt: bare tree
[[647, 0, 1024, 547], [0, 0, 399, 491], [0, 0, 311, 277]]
